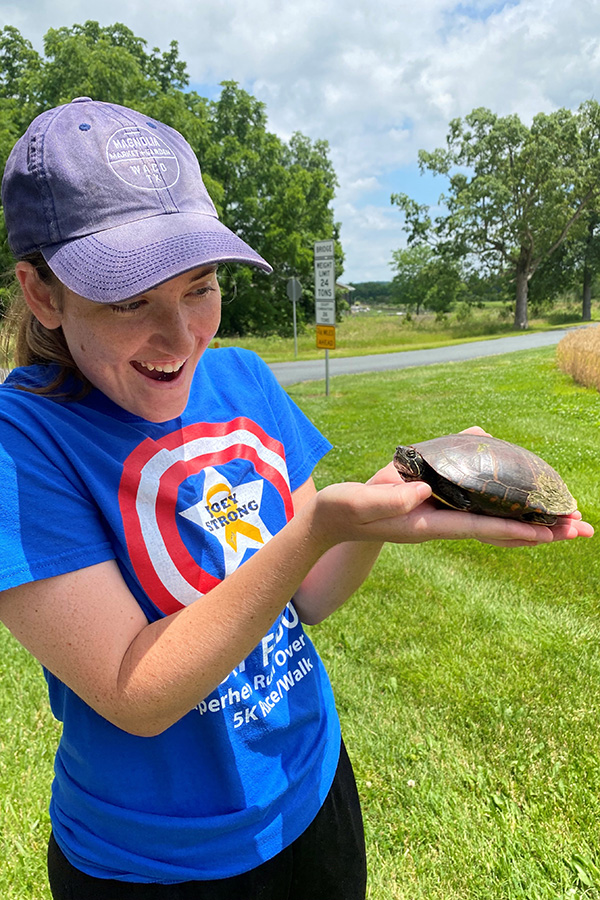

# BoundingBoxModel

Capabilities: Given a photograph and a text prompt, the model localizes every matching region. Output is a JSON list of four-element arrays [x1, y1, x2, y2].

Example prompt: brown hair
[[2, 253, 91, 398]]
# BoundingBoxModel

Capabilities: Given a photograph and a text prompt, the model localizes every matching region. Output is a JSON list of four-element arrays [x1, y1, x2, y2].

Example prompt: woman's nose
[[152, 308, 194, 356]]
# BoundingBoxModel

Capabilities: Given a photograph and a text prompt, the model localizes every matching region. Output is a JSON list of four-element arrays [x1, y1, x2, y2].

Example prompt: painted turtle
[[393, 433, 576, 524]]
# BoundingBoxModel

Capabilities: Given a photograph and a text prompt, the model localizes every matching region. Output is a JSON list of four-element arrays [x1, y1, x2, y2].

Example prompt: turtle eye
[[406, 448, 417, 459]]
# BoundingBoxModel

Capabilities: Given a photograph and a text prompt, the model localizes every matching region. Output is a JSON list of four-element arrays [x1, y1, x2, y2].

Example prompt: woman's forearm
[[116, 500, 331, 735], [2, 476, 574, 739], [292, 539, 385, 625], [115, 481, 428, 733]]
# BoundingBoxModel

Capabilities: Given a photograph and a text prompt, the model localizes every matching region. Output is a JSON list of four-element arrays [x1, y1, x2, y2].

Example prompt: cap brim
[[43, 213, 273, 303]]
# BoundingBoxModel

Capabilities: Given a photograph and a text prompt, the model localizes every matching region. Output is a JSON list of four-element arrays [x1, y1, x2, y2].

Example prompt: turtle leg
[[520, 510, 557, 525], [431, 478, 473, 511]]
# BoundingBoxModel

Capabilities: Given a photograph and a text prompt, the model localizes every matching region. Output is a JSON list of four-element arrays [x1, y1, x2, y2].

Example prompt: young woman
[[0, 98, 592, 900]]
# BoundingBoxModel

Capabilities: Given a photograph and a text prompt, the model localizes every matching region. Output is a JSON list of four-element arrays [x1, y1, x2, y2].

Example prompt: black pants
[[47, 741, 367, 900]]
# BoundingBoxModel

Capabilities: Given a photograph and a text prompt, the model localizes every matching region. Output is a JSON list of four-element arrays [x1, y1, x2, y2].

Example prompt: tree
[[390, 243, 463, 316], [349, 282, 393, 305], [0, 23, 340, 336], [390, 244, 434, 314], [203, 82, 340, 335], [40, 22, 189, 107], [392, 104, 600, 329], [579, 213, 600, 321], [528, 207, 600, 320], [0, 27, 43, 144], [561, 210, 600, 321], [260, 131, 340, 329]]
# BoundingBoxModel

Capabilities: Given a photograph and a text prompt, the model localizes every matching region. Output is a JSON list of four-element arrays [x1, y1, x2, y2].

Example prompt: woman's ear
[[15, 262, 63, 330]]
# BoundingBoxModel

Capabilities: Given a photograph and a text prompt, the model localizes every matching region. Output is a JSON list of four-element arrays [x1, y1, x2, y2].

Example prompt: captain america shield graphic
[[119, 417, 294, 615]]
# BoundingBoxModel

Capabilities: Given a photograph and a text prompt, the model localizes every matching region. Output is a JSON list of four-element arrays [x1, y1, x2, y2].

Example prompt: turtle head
[[393, 445, 425, 481]]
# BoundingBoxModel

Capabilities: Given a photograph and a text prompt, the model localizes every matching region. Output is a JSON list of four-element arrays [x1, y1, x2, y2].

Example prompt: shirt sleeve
[[0, 422, 115, 592]]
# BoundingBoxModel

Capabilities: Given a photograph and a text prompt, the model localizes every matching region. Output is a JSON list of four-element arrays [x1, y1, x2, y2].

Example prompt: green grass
[[1, 345, 600, 898], [287, 346, 600, 899], [0, 629, 59, 898]]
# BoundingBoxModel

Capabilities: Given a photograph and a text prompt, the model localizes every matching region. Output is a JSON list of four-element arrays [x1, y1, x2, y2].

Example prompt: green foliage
[[390, 243, 464, 315], [528, 243, 580, 314], [0, 22, 340, 336], [390, 243, 434, 313], [348, 282, 394, 305], [393, 103, 600, 330], [208, 83, 340, 334], [0, 26, 43, 136], [462, 269, 512, 307]]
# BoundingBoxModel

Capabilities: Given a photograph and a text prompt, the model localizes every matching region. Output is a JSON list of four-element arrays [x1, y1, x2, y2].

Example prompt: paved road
[[0, 327, 586, 388], [268, 328, 583, 386]]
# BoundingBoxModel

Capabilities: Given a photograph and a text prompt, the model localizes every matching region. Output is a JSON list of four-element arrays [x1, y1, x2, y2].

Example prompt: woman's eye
[[110, 300, 145, 314], [190, 285, 214, 298]]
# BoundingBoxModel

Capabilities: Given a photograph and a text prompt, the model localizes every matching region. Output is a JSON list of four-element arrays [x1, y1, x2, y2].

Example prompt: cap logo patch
[[106, 125, 180, 190]]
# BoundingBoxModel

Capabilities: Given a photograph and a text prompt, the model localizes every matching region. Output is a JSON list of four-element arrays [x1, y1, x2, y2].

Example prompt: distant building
[[336, 282, 355, 303], [336, 282, 355, 314]]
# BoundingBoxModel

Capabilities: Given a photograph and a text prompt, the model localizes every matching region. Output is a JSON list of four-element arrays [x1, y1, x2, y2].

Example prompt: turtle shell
[[394, 434, 576, 524]]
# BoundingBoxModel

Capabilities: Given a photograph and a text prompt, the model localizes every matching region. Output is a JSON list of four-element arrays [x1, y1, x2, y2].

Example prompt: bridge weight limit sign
[[314, 240, 336, 395]]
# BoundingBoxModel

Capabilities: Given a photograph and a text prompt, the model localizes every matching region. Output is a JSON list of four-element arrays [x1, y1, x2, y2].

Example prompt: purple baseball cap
[[1, 97, 272, 302]]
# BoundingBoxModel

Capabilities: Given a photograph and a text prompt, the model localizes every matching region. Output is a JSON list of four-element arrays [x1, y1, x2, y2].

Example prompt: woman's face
[[55, 267, 222, 422]]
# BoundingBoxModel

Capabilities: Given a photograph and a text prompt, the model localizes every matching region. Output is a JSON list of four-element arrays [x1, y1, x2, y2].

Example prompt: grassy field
[[1, 341, 599, 898], [213, 300, 600, 363], [289, 345, 600, 900]]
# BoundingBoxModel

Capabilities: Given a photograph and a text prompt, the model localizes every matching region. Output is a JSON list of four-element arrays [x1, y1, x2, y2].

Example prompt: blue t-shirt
[[0, 347, 341, 883]]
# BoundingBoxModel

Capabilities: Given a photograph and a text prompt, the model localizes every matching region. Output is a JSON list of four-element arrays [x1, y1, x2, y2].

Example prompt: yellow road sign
[[316, 325, 336, 350]]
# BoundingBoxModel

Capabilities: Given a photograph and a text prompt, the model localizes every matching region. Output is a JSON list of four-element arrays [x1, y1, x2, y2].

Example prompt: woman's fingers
[[316, 480, 594, 548], [339, 480, 433, 523], [547, 516, 594, 540], [459, 425, 492, 437], [406, 503, 553, 545]]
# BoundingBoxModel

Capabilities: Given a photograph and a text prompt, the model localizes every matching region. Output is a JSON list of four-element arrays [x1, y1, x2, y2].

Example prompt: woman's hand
[[311, 467, 593, 550], [545, 510, 594, 541], [364, 427, 594, 546]]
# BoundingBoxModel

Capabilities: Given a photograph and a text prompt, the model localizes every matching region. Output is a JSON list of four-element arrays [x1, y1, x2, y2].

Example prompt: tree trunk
[[514, 262, 529, 329], [582, 264, 592, 321], [582, 216, 596, 322]]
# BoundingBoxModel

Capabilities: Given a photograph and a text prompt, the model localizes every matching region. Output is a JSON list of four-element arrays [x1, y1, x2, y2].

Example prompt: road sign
[[315, 300, 336, 325], [314, 240, 336, 397], [286, 277, 302, 303], [316, 325, 336, 350], [314, 239, 335, 259], [314, 258, 335, 300]]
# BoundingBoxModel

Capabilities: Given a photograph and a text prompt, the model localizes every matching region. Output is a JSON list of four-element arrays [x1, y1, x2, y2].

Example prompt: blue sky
[[2, 0, 600, 283]]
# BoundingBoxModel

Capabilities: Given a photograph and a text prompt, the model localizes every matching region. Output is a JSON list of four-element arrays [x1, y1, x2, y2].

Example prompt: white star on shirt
[[179, 466, 273, 576]]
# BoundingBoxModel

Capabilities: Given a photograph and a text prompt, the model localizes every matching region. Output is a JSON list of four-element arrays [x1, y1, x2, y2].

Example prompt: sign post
[[314, 240, 336, 395], [286, 277, 302, 357]]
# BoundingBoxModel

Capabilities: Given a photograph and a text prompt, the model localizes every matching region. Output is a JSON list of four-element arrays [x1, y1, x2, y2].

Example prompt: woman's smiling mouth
[[132, 359, 187, 382]]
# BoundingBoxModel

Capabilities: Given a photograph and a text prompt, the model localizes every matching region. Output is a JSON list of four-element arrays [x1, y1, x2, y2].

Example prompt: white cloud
[[349, 177, 380, 194], [2, 0, 600, 281]]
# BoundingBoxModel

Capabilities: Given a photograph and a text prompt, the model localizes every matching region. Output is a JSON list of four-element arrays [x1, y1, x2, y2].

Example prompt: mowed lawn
[[1, 344, 599, 899], [290, 345, 600, 900]]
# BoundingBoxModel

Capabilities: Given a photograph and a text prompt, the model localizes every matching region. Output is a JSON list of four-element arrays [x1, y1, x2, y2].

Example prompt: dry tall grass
[[556, 325, 600, 391]]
